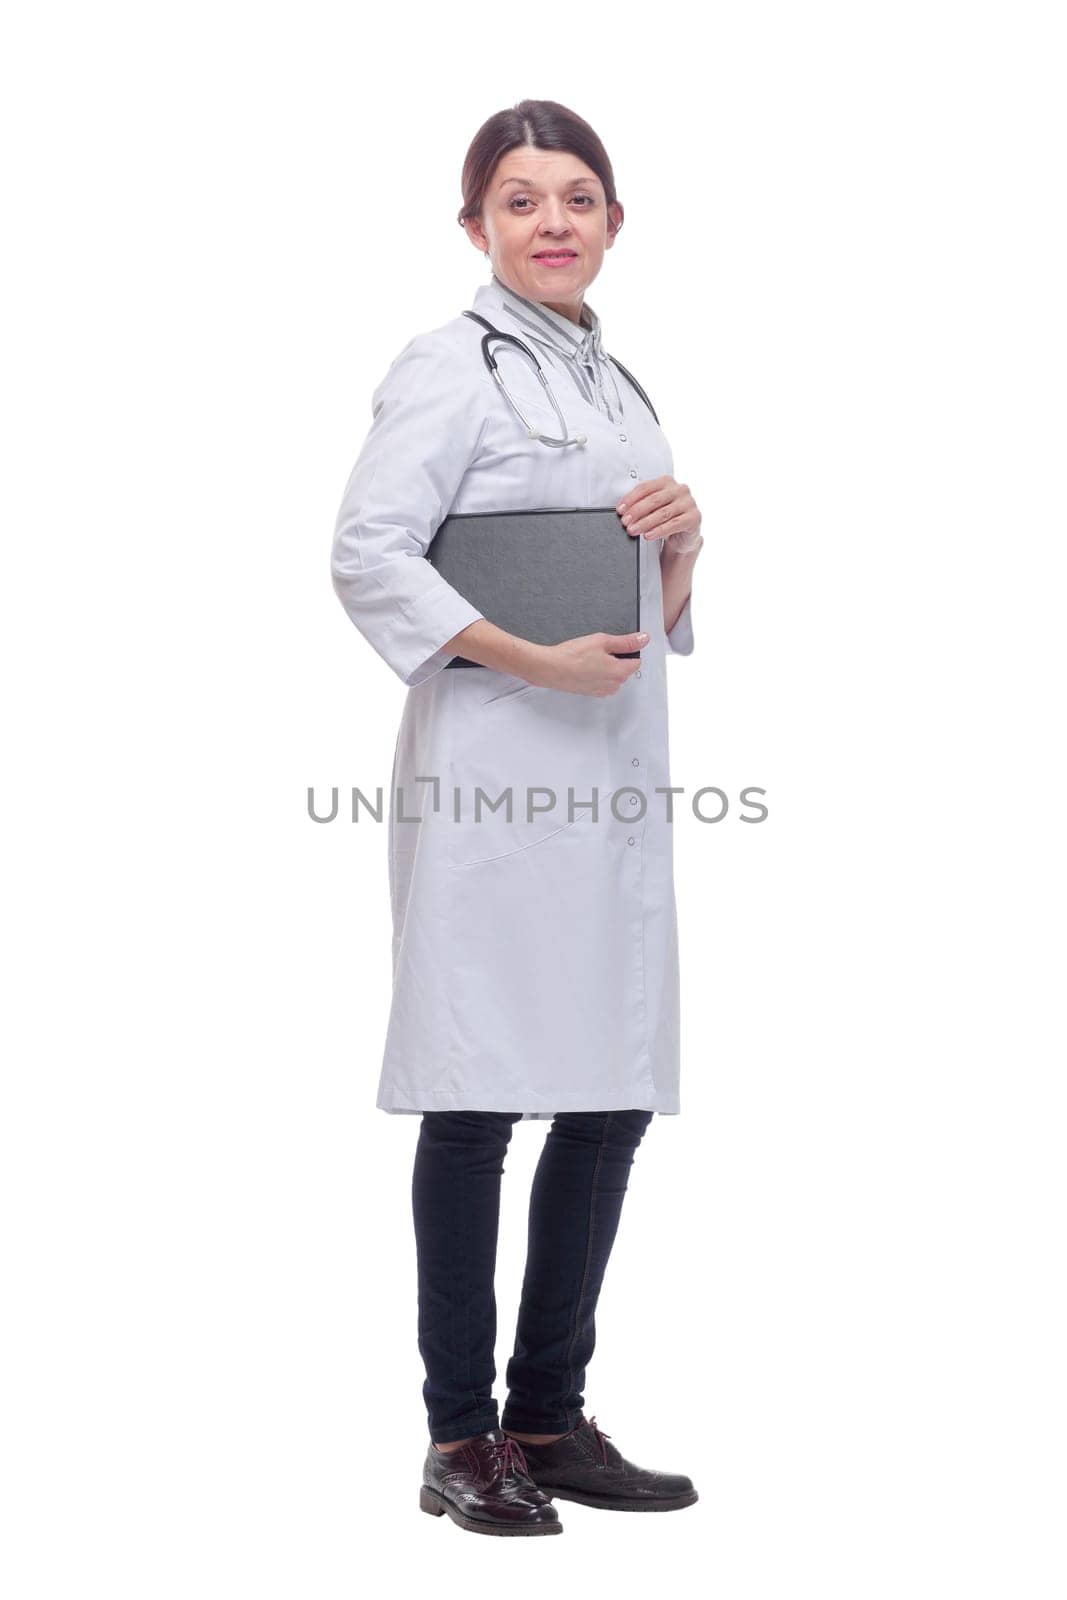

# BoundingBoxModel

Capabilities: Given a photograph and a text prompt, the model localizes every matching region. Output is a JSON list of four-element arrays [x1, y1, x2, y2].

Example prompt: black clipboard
[[425, 506, 641, 669]]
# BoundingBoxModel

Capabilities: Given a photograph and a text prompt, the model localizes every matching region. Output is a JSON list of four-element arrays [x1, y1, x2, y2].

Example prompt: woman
[[331, 100, 704, 1537]]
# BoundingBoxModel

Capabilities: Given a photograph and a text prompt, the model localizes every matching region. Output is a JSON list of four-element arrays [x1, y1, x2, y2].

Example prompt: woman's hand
[[529, 630, 649, 696], [617, 476, 703, 553]]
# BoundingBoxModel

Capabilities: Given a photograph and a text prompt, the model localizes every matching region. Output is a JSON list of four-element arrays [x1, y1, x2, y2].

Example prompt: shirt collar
[[471, 272, 606, 365]]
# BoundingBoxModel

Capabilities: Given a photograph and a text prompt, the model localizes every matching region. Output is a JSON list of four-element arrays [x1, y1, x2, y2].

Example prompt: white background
[[3, 2, 1064, 1594]]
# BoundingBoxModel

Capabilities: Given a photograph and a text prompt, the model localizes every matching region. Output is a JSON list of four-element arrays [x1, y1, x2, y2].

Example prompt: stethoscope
[[462, 309, 659, 449]]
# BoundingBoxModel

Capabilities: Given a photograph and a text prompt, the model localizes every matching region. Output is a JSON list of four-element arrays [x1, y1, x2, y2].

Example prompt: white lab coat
[[331, 273, 695, 1119]]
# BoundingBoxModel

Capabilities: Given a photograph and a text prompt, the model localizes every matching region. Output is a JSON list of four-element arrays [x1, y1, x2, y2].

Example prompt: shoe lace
[[488, 1435, 530, 1479], [587, 1415, 612, 1467]]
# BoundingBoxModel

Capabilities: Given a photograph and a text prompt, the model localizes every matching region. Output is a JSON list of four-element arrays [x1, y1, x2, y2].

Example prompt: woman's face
[[464, 145, 622, 316]]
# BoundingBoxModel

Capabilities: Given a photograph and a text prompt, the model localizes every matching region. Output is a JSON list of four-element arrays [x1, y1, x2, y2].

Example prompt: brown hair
[[457, 99, 620, 230]]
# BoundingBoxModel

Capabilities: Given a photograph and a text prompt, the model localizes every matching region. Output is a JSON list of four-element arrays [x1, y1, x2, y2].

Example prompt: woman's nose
[[538, 201, 571, 232]]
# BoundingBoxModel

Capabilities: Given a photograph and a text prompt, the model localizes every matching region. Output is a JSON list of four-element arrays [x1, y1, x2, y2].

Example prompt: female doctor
[[331, 100, 705, 1537]]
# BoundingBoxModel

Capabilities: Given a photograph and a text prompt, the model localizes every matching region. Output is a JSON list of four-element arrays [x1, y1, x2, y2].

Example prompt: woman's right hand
[[528, 631, 648, 696]]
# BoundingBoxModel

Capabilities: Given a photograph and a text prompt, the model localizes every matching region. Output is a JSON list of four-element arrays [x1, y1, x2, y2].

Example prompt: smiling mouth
[[533, 250, 577, 259]]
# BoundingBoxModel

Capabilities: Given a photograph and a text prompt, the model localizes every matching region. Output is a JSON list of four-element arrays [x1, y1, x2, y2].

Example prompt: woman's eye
[[509, 195, 594, 211]]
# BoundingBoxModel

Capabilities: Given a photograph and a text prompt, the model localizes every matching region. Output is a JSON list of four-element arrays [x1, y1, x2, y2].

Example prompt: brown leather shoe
[[420, 1427, 563, 1536], [509, 1415, 698, 1512]]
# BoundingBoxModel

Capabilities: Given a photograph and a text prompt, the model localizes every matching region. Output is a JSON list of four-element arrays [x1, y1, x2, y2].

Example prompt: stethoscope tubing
[[461, 308, 659, 449]]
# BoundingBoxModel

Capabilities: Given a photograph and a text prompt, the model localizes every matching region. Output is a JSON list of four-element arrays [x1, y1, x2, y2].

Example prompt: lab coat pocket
[[480, 677, 536, 707], [446, 680, 614, 868]]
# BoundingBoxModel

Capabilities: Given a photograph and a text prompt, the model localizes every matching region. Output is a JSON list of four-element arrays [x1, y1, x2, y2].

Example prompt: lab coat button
[[627, 836, 636, 845], [629, 796, 638, 805], [631, 757, 640, 766], [618, 433, 628, 442], [629, 468, 638, 478]]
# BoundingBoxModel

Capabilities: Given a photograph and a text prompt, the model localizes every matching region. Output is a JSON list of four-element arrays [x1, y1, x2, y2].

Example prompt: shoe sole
[[543, 1486, 699, 1512], [419, 1484, 563, 1535]]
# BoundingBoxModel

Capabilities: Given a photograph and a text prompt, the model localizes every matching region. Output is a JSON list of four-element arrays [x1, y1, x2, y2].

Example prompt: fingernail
[[638, 632, 648, 642]]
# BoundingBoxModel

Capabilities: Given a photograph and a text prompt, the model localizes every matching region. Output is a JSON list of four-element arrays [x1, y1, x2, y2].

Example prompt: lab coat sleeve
[[331, 332, 490, 687], [659, 533, 695, 655], [644, 422, 694, 656], [664, 590, 695, 655]]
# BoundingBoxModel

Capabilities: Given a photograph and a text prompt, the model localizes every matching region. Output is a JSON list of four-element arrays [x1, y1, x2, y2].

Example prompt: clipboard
[[425, 506, 640, 669]]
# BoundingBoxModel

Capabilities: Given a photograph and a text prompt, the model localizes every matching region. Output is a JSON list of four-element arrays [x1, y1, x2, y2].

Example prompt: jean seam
[[560, 1111, 613, 1427], [458, 1148, 477, 1433]]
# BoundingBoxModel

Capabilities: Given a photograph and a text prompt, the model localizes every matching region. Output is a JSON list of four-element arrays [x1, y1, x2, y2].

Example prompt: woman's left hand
[[617, 476, 703, 553]]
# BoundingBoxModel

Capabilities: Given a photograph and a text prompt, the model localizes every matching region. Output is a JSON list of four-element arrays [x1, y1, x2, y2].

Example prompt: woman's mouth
[[532, 250, 578, 268]]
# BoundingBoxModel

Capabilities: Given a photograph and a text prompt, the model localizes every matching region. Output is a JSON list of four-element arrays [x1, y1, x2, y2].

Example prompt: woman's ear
[[606, 201, 624, 247], [462, 217, 489, 254]]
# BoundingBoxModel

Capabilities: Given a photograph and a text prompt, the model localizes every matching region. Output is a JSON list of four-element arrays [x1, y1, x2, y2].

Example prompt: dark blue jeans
[[411, 1108, 655, 1444]]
